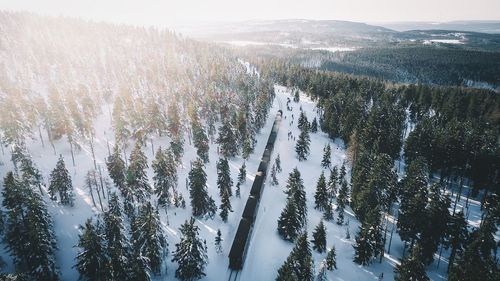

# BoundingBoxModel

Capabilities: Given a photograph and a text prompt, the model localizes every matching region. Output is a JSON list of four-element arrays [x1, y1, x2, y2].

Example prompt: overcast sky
[[1, 0, 499, 26]]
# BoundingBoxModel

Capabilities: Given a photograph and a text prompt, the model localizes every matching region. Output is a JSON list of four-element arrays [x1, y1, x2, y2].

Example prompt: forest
[[0, 11, 498, 281]]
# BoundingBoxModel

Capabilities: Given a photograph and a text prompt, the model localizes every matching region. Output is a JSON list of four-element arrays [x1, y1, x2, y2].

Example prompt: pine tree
[[75, 218, 110, 281], [285, 168, 307, 227], [235, 182, 241, 198], [275, 154, 282, 173], [336, 180, 349, 225], [277, 199, 302, 241], [152, 147, 177, 209], [129, 251, 151, 281], [4, 171, 59, 280], [394, 245, 429, 281], [310, 117, 318, 133], [446, 211, 468, 272], [321, 144, 331, 169], [219, 189, 232, 223], [189, 158, 217, 218], [314, 172, 328, 211], [338, 163, 346, 185], [238, 162, 246, 184], [298, 111, 309, 131], [131, 202, 167, 276], [295, 129, 310, 161], [192, 123, 209, 163], [217, 119, 238, 158], [19, 154, 44, 194], [48, 155, 74, 206], [276, 233, 314, 281], [353, 207, 383, 265], [216, 157, 233, 198], [328, 166, 338, 198], [215, 229, 223, 254], [172, 218, 208, 281], [127, 142, 151, 202], [106, 145, 127, 195], [103, 193, 130, 281], [311, 220, 327, 253], [325, 247, 337, 270]]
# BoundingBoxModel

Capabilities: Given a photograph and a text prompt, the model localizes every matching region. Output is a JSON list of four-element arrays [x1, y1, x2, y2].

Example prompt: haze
[[1, 0, 499, 27]]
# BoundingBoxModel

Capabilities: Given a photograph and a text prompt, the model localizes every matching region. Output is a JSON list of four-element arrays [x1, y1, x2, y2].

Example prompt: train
[[228, 110, 282, 270]]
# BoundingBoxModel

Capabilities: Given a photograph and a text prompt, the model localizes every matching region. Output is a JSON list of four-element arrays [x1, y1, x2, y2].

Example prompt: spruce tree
[[75, 218, 110, 281], [285, 168, 307, 227], [314, 172, 328, 211], [103, 193, 130, 281], [192, 123, 209, 163], [311, 220, 327, 253], [276, 233, 314, 281], [325, 247, 337, 270], [152, 147, 177, 209], [188, 158, 217, 218], [328, 166, 338, 198], [219, 189, 232, 223], [394, 245, 429, 281], [338, 163, 346, 185], [353, 207, 383, 265], [106, 145, 127, 195], [237, 162, 246, 184], [131, 202, 167, 276], [321, 144, 331, 169], [127, 142, 151, 202], [298, 111, 309, 131], [48, 155, 74, 206], [295, 129, 310, 161], [336, 180, 349, 225], [217, 119, 238, 158], [277, 199, 302, 241], [446, 211, 468, 272], [310, 117, 318, 133], [172, 218, 208, 281], [216, 157, 233, 198], [270, 164, 279, 186]]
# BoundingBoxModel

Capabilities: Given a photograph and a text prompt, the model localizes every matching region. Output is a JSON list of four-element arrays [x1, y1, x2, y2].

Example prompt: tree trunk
[[452, 175, 464, 216], [98, 165, 106, 200], [88, 181, 97, 207], [69, 140, 75, 167], [38, 126, 45, 148], [89, 135, 97, 170], [93, 172, 104, 211]]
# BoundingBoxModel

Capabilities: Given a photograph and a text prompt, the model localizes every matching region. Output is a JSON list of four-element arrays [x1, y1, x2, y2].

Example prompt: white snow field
[[0, 81, 486, 281]]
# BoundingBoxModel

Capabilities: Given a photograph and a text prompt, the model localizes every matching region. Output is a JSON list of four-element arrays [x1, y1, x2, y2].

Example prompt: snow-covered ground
[[0, 81, 487, 280]]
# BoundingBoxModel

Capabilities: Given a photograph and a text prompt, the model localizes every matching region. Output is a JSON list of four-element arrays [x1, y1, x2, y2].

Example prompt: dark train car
[[250, 172, 265, 198], [242, 196, 259, 222], [228, 218, 253, 270], [258, 159, 269, 173], [263, 147, 272, 160], [267, 131, 277, 146]]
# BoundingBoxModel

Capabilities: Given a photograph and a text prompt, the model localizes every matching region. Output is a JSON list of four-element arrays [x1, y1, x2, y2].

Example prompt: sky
[[1, 0, 499, 27]]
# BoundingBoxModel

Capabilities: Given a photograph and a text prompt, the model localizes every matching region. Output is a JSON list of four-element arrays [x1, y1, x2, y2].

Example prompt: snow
[[0, 79, 487, 281], [423, 39, 464, 45], [309, 47, 358, 53]]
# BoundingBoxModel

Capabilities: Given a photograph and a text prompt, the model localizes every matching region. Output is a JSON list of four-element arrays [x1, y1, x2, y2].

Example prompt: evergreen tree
[[295, 129, 310, 161], [188, 158, 217, 218], [325, 247, 337, 270], [106, 145, 127, 196], [314, 172, 328, 211], [353, 207, 383, 265], [217, 119, 238, 158], [127, 142, 151, 202], [103, 193, 130, 281], [394, 246, 429, 281], [276, 233, 314, 281], [446, 211, 469, 272], [321, 144, 331, 169], [285, 168, 307, 227], [216, 157, 233, 198], [336, 180, 349, 225], [310, 117, 318, 133], [215, 229, 223, 254], [338, 163, 346, 185], [298, 111, 309, 132], [316, 262, 327, 281], [48, 155, 74, 206], [172, 218, 208, 281], [75, 218, 110, 281], [152, 147, 177, 209], [131, 202, 167, 276], [235, 182, 241, 198], [237, 162, 246, 184], [328, 166, 338, 198], [277, 199, 302, 241], [192, 123, 209, 163], [129, 251, 151, 281], [311, 220, 327, 253], [219, 189, 232, 223]]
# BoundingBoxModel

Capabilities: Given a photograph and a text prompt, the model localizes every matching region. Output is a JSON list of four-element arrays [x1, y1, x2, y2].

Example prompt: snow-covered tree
[[312, 220, 327, 253], [189, 158, 216, 218], [152, 147, 177, 209], [127, 142, 151, 202], [48, 155, 74, 206], [172, 218, 208, 281], [75, 218, 110, 281]]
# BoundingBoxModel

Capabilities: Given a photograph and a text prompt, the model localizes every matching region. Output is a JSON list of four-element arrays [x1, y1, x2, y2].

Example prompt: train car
[[257, 159, 269, 173], [228, 218, 253, 270], [250, 172, 265, 198], [242, 196, 259, 222]]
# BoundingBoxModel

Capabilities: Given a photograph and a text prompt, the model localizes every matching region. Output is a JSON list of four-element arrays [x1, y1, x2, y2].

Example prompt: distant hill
[[375, 21, 500, 34]]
